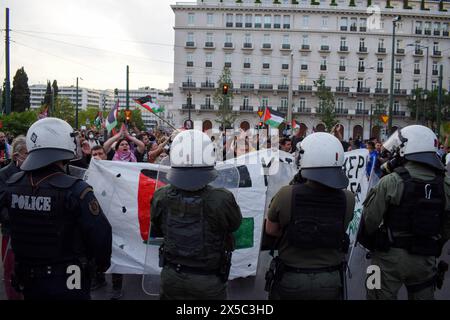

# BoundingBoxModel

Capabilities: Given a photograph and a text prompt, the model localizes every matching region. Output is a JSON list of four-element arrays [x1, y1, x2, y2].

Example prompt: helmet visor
[[383, 129, 402, 153], [70, 132, 83, 162]]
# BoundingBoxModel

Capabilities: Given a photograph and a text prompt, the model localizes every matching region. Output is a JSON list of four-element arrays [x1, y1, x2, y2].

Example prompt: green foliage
[[385, 0, 393, 8], [349, 0, 356, 6], [11, 67, 30, 112], [52, 80, 59, 99], [407, 88, 450, 127], [315, 75, 337, 132], [439, 0, 447, 11], [116, 108, 146, 131], [43, 81, 52, 106], [214, 67, 236, 130], [51, 97, 76, 127], [0, 110, 38, 136]]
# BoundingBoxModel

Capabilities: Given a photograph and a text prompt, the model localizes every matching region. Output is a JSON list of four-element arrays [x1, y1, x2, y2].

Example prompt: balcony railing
[[263, 63, 270, 69], [320, 45, 330, 51], [395, 68, 402, 74], [243, 63, 251, 68], [182, 104, 195, 110], [394, 89, 407, 95], [298, 85, 313, 91], [357, 87, 370, 93], [235, 22, 243, 28], [355, 109, 369, 115], [240, 84, 254, 89], [185, 41, 195, 47], [301, 64, 308, 70], [414, 49, 424, 55], [243, 43, 253, 49], [245, 23, 252, 28], [432, 70, 439, 76], [278, 107, 288, 113], [320, 65, 327, 71], [424, 29, 431, 35], [281, 44, 291, 50], [396, 48, 405, 54], [282, 64, 289, 70], [377, 47, 386, 54], [259, 84, 273, 90], [296, 107, 312, 114], [240, 105, 254, 112], [414, 69, 420, 75], [301, 44, 310, 50], [375, 88, 388, 94], [283, 24, 291, 29], [339, 46, 348, 52], [443, 31, 449, 36], [278, 85, 289, 91], [336, 109, 349, 115], [434, 30, 440, 36], [415, 29, 422, 35], [200, 104, 214, 110], [204, 42, 214, 48], [186, 61, 194, 67], [254, 23, 262, 28], [274, 23, 281, 29], [226, 22, 233, 27], [358, 67, 365, 72], [377, 68, 383, 73], [433, 50, 442, 56], [340, 26, 348, 31], [358, 47, 368, 53], [336, 86, 350, 93], [350, 25, 357, 31], [262, 43, 272, 49], [182, 82, 196, 88], [360, 26, 367, 32], [201, 82, 215, 88], [224, 62, 232, 68], [319, 86, 331, 91], [339, 66, 346, 71], [224, 42, 234, 48], [205, 62, 212, 68]]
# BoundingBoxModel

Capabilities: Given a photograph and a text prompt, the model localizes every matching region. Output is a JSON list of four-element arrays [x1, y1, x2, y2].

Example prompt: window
[[186, 73, 193, 83], [443, 23, 449, 34], [340, 56, 346, 67], [264, 34, 271, 44], [322, 16, 328, 28], [206, 54, 212, 62], [378, 38, 385, 49], [225, 33, 232, 44], [274, 15, 281, 28], [359, 38, 365, 49], [393, 101, 400, 112], [282, 35, 290, 49], [243, 96, 249, 107], [262, 75, 270, 85], [186, 54, 193, 67], [359, 18, 367, 31], [302, 35, 309, 45], [225, 53, 232, 64], [432, 61, 438, 74], [339, 78, 345, 88], [415, 21, 422, 33], [303, 16, 309, 27], [281, 97, 288, 108], [350, 17, 357, 30], [207, 13, 214, 25], [188, 13, 195, 25], [244, 34, 251, 45], [283, 15, 290, 29], [433, 22, 440, 34], [321, 57, 327, 68], [300, 98, 306, 109], [187, 32, 194, 43], [377, 58, 383, 70], [244, 56, 251, 68], [413, 80, 419, 90], [340, 37, 347, 48], [264, 15, 271, 28], [340, 17, 348, 30], [356, 100, 363, 111], [357, 78, 364, 89], [376, 79, 383, 89], [263, 56, 270, 69], [414, 60, 420, 72], [205, 95, 211, 106], [206, 33, 213, 43], [396, 39, 403, 52], [262, 97, 269, 107], [226, 14, 233, 27], [433, 42, 439, 53], [424, 22, 431, 34], [245, 14, 252, 27], [255, 15, 262, 28], [337, 98, 344, 111], [282, 75, 288, 86], [236, 14, 243, 27], [395, 59, 401, 70], [432, 81, 437, 91], [358, 58, 365, 71], [395, 79, 400, 90]]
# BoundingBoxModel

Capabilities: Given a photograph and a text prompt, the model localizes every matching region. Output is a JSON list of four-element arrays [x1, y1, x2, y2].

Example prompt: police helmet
[[21, 117, 80, 171], [299, 132, 349, 189], [383, 125, 444, 171], [167, 129, 217, 191]]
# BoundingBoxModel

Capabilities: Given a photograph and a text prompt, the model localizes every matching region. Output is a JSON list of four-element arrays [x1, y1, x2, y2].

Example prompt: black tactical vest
[[5, 171, 85, 266], [161, 186, 226, 269], [287, 184, 349, 252], [385, 167, 445, 256]]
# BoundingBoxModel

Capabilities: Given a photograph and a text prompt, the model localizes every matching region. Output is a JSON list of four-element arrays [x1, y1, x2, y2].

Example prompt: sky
[[2, 0, 180, 90]]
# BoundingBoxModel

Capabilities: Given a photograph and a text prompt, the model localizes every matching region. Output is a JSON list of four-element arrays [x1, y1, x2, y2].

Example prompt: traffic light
[[222, 84, 229, 95], [125, 109, 132, 122]]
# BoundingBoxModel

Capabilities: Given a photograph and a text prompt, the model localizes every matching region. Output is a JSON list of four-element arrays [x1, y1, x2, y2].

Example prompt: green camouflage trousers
[[367, 248, 437, 300], [160, 266, 227, 300], [269, 270, 342, 300]]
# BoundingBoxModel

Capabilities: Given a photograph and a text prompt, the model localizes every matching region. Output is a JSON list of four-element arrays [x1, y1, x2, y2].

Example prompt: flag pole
[[148, 109, 179, 132]]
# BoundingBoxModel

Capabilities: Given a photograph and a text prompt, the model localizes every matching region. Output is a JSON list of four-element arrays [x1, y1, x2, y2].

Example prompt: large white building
[[172, 0, 449, 140], [29, 84, 115, 111]]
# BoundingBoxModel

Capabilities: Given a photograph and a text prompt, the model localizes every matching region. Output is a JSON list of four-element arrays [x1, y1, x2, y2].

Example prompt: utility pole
[[287, 52, 294, 136], [75, 77, 79, 129], [388, 16, 401, 135], [369, 104, 374, 140], [436, 64, 443, 139], [4, 8, 11, 115], [423, 46, 429, 126], [126, 65, 129, 110]]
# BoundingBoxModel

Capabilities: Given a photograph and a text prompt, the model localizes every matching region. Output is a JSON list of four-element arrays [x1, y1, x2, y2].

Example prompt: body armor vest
[[5, 171, 84, 266], [385, 167, 445, 256], [161, 186, 226, 270], [287, 184, 349, 252]]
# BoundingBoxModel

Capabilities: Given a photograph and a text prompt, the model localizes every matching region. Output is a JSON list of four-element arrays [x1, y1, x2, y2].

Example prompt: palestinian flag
[[106, 100, 119, 133], [94, 111, 103, 128], [263, 107, 285, 128], [38, 107, 48, 120], [134, 95, 164, 114], [292, 119, 300, 129]]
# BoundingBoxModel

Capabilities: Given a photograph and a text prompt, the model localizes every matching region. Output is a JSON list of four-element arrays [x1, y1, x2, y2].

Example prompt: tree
[[43, 81, 52, 106], [52, 97, 76, 127], [11, 67, 31, 112], [315, 75, 337, 132], [213, 67, 236, 130], [52, 80, 59, 99], [0, 110, 38, 136], [0, 83, 4, 114], [117, 108, 146, 131], [407, 88, 450, 130]]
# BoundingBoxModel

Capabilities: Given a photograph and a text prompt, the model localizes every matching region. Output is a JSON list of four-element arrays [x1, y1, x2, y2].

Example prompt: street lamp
[[407, 43, 429, 124], [388, 15, 401, 135], [75, 77, 83, 130], [185, 91, 193, 129]]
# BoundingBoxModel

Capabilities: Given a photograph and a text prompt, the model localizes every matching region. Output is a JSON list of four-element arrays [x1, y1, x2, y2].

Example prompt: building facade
[[172, 0, 449, 140]]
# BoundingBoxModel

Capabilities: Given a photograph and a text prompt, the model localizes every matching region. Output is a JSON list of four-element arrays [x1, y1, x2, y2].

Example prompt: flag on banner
[[292, 119, 300, 129], [106, 101, 119, 133], [94, 111, 103, 128], [38, 107, 48, 120], [263, 107, 285, 128], [134, 95, 164, 113]]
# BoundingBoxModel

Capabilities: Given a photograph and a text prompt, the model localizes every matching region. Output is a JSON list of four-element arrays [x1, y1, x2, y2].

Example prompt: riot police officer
[[358, 125, 450, 300], [0, 118, 112, 300], [265, 132, 355, 300], [150, 129, 242, 300]]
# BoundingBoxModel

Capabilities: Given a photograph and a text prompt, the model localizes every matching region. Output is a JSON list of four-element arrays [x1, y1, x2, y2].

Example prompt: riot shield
[[68, 165, 88, 180], [141, 163, 240, 296]]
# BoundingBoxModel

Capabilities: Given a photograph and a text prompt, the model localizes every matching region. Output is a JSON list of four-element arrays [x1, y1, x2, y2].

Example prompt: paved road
[[3, 243, 449, 300]]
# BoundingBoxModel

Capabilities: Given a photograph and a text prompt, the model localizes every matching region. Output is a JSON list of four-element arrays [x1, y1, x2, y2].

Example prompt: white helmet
[[299, 132, 348, 189], [21, 117, 79, 171], [167, 129, 217, 191], [383, 125, 444, 171]]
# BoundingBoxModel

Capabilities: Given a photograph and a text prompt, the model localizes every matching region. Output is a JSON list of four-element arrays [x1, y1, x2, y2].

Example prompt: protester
[[0, 131, 12, 169]]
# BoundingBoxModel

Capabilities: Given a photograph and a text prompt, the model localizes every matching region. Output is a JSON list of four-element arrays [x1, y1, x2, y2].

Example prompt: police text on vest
[[11, 194, 51, 211]]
